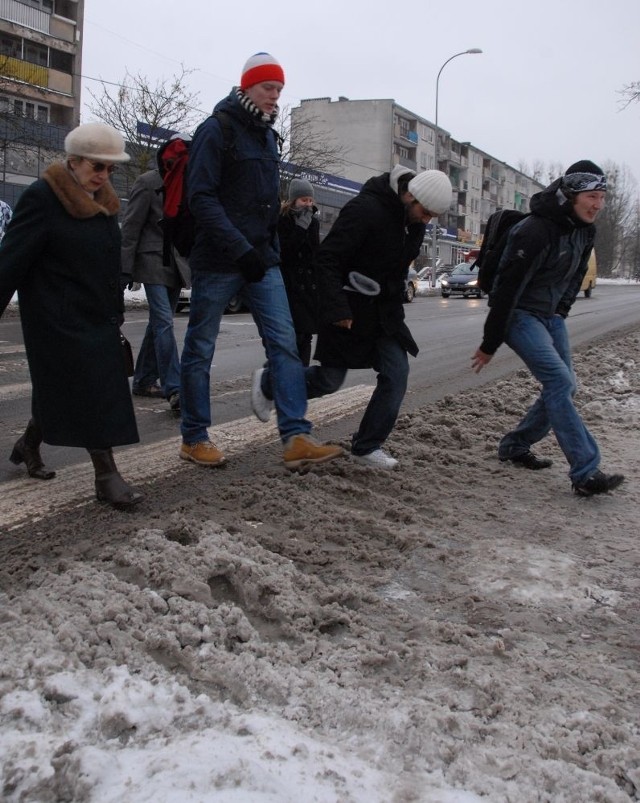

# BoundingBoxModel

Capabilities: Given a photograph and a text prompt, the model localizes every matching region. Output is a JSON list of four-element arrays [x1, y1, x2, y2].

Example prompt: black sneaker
[[168, 392, 180, 412], [572, 470, 625, 497], [500, 451, 553, 470]]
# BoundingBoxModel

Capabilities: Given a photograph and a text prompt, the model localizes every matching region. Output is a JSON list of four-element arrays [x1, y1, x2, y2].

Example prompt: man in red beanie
[[179, 53, 343, 470], [471, 161, 624, 496]]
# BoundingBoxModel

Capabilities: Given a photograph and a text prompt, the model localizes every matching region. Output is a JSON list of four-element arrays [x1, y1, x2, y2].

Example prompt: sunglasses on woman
[[83, 158, 117, 175]]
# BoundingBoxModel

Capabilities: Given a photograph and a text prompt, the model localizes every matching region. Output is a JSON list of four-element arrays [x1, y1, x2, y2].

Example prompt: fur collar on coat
[[42, 162, 120, 219]]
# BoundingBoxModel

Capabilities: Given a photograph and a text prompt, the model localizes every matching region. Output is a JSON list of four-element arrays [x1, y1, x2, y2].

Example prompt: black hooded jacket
[[313, 173, 425, 368], [480, 178, 596, 355]]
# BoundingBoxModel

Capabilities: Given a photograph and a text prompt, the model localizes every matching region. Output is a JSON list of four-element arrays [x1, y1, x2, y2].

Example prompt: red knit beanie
[[240, 52, 285, 90]]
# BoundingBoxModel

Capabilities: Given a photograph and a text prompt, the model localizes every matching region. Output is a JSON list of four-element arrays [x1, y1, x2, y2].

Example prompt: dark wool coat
[[313, 173, 425, 369], [0, 163, 139, 448], [277, 206, 320, 334]]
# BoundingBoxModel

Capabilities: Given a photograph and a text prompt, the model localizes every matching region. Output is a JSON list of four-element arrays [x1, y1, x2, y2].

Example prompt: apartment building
[[291, 96, 543, 262], [0, 0, 83, 205]]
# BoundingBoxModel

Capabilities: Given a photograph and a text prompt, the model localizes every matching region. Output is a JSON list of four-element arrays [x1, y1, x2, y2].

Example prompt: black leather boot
[[9, 419, 55, 480], [88, 448, 143, 510]]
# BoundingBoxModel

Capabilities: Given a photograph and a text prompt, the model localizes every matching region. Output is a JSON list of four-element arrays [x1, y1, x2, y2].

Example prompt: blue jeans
[[264, 334, 409, 456], [499, 309, 600, 484], [133, 283, 181, 398], [180, 268, 311, 444]]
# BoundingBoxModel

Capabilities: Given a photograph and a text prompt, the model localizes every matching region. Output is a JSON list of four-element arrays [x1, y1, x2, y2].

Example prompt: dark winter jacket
[[313, 173, 425, 368], [480, 178, 595, 355], [277, 205, 320, 334], [0, 163, 139, 448], [187, 91, 281, 274], [120, 168, 190, 288]]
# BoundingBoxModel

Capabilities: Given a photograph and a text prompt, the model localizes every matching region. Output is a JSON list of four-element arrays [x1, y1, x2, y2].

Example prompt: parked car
[[176, 287, 246, 314], [404, 267, 419, 302], [440, 262, 484, 299]]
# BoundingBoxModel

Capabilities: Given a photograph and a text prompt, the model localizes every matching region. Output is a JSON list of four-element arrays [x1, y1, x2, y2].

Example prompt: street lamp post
[[431, 48, 482, 287]]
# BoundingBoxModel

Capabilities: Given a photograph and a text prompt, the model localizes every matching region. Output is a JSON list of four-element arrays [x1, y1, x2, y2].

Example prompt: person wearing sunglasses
[[0, 122, 143, 510]]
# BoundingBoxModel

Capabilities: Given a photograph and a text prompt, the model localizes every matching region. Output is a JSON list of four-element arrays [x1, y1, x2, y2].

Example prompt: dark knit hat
[[288, 178, 314, 202], [240, 53, 285, 90], [562, 161, 606, 194]]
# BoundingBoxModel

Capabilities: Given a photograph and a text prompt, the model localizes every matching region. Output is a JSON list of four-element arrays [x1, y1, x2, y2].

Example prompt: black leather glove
[[236, 249, 266, 283]]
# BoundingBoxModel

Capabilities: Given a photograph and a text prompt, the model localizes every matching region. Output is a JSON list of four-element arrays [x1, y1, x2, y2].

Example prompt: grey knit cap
[[288, 178, 314, 201]]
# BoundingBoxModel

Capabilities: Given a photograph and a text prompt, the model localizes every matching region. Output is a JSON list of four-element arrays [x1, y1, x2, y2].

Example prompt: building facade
[[291, 96, 544, 265], [0, 0, 83, 205]]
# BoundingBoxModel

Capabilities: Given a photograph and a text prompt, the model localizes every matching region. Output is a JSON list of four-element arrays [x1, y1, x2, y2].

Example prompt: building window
[[24, 41, 48, 67], [1, 95, 50, 122], [420, 124, 434, 143], [0, 34, 21, 59], [26, 0, 54, 11], [50, 48, 72, 73]]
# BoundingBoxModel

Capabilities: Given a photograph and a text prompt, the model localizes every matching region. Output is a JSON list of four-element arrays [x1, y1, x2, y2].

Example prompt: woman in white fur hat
[[0, 122, 143, 509]]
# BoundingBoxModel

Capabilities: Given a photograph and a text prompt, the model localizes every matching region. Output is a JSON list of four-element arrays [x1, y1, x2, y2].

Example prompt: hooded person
[[276, 177, 320, 365], [0, 122, 143, 508], [471, 160, 624, 496], [254, 167, 452, 469]]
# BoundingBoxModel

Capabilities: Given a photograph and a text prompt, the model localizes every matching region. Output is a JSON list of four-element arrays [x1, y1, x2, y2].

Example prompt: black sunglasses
[[83, 158, 117, 175]]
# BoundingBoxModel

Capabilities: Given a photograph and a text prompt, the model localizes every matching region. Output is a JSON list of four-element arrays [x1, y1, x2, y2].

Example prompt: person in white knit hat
[[253, 166, 452, 469]]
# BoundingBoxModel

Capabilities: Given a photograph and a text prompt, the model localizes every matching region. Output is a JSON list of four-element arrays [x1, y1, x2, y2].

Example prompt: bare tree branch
[[277, 104, 350, 197], [617, 81, 640, 111], [87, 66, 201, 182]]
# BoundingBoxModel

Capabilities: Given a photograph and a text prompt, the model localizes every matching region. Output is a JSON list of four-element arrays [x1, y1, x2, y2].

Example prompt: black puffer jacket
[[480, 178, 595, 355], [314, 173, 425, 369], [277, 205, 320, 334]]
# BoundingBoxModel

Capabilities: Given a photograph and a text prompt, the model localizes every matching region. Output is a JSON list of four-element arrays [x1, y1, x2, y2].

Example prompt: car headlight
[[467, 280, 477, 287], [441, 279, 449, 287]]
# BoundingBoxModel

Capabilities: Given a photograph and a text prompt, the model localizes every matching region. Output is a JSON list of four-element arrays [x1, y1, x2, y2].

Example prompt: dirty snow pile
[[1, 329, 640, 802]]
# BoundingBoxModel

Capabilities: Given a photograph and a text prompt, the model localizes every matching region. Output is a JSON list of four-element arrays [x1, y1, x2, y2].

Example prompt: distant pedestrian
[[277, 177, 320, 366], [120, 167, 190, 413], [471, 160, 624, 497], [180, 52, 343, 470], [253, 165, 452, 469]]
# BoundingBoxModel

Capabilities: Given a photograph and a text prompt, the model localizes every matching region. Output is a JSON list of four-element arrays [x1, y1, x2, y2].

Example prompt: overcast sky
[[81, 0, 640, 188]]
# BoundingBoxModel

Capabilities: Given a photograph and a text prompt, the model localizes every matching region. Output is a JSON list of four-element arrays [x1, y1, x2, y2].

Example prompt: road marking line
[[0, 384, 372, 530]]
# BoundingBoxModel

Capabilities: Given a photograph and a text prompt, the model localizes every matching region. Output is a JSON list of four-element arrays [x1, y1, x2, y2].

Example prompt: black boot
[[9, 419, 55, 480], [88, 448, 143, 510]]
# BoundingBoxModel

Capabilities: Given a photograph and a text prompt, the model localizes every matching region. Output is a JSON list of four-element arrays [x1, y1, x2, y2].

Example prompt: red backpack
[[156, 112, 237, 266]]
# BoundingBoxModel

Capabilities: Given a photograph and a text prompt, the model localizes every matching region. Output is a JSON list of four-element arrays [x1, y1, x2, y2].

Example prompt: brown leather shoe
[[180, 440, 226, 467], [283, 434, 344, 470]]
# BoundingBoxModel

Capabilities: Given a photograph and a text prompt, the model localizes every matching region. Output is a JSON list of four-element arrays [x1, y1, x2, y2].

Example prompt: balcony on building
[[1, 0, 78, 39]]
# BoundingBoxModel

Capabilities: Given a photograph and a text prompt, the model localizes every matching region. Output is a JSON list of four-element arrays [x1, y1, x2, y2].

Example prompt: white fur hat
[[64, 122, 130, 163], [408, 170, 452, 215]]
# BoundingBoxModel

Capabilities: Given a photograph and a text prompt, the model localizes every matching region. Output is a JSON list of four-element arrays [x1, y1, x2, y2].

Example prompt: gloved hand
[[236, 249, 266, 283]]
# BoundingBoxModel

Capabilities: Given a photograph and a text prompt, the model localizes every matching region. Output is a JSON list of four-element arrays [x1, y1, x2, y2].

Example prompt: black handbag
[[120, 331, 134, 377]]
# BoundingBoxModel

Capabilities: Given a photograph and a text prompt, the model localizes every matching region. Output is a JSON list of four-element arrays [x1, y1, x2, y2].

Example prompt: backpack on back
[[156, 111, 235, 266], [474, 209, 529, 294]]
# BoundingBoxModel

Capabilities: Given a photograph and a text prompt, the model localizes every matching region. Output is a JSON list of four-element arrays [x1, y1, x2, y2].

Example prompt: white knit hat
[[64, 122, 130, 163], [408, 170, 452, 215]]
